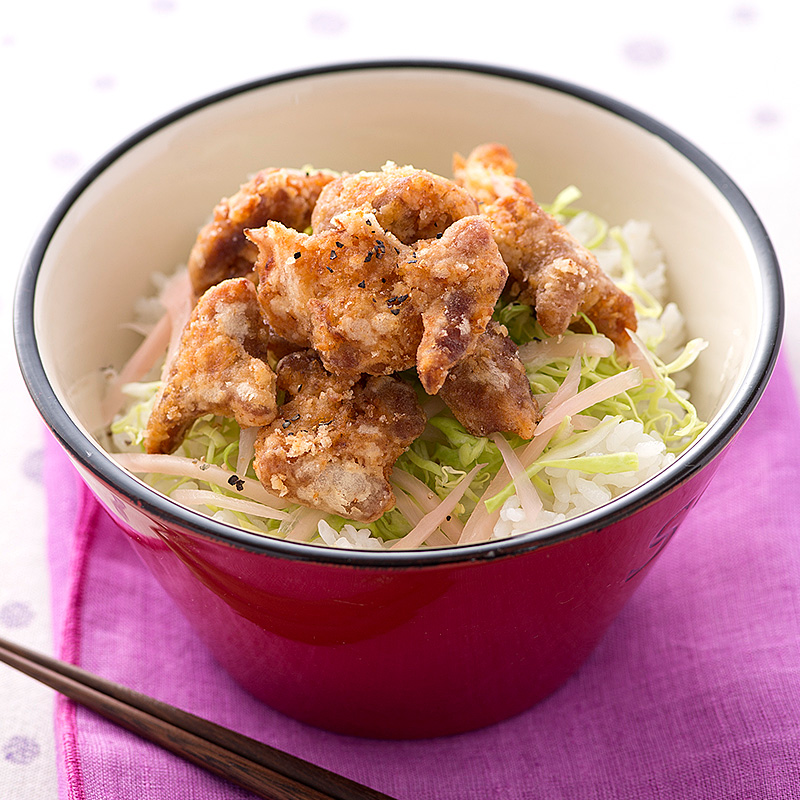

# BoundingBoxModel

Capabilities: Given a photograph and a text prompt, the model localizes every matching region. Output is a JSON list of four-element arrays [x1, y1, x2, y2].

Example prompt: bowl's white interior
[[34, 66, 764, 452]]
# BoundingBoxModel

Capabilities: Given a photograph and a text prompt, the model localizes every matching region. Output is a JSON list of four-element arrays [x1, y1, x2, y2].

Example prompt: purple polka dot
[[94, 75, 116, 91], [0, 601, 35, 629], [21, 448, 43, 482], [1, 35, 15, 47], [732, 5, 757, 23], [753, 106, 781, 127], [623, 38, 668, 66], [51, 151, 81, 171], [308, 11, 347, 35], [152, 0, 176, 11], [3, 736, 40, 765]]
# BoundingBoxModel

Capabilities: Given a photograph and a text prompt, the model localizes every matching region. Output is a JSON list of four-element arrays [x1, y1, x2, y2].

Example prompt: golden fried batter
[[253, 351, 426, 522], [145, 278, 277, 454], [246, 207, 507, 395], [453, 144, 637, 345], [452, 142, 534, 205], [439, 321, 540, 439], [187, 167, 335, 298], [135, 149, 653, 530], [311, 162, 479, 243]]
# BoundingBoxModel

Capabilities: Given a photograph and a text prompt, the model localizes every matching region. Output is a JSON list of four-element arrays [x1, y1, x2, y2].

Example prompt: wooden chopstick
[[0, 635, 397, 800]]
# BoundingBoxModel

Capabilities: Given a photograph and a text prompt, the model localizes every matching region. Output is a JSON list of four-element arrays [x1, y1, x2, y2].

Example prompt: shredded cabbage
[[108, 188, 707, 549]]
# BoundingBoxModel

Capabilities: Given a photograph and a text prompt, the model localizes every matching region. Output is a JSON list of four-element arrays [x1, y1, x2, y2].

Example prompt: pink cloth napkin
[[46, 355, 800, 800]]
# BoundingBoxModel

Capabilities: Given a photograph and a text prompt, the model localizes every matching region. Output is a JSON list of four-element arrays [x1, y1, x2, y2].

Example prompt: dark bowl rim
[[13, 58, 785, 568]]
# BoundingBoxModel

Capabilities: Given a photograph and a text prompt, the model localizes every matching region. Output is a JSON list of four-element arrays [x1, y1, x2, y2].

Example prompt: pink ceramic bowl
[[15, 62, 783, 738]]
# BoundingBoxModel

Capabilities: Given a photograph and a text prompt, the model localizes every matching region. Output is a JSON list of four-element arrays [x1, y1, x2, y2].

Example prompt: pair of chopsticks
[[0, 634, 397, 800]]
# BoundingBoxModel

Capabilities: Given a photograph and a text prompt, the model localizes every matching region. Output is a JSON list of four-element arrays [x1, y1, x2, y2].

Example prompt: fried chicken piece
[[187, 167, 336, 298], [438, 321, 540, 439], [311, 162, 479, 244], [452, 142, 534, 204], [453, 144, 637, 345], [253, 351, 426, 522], [144, 278, 277, 454], [246, 207, 507, 395]]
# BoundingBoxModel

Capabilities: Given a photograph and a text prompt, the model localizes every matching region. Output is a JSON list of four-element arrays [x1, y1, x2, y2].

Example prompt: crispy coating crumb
[[253, 351, 426, 522], [311, 162, 479, 243], [439, 321, 540, 439], [145, 278, 277, 454], [453, 143, 637, 345], [246, 206, 507, 394], [452, 143, 534, 205], [187, 167, 335, 298]]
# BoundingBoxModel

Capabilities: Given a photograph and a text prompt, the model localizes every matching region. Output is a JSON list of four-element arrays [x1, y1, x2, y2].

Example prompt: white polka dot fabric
[[1, 1, 797, 797]]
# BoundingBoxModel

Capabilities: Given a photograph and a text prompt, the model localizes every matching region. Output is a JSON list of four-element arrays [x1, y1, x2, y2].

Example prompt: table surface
[[2, 1, 798, 795]]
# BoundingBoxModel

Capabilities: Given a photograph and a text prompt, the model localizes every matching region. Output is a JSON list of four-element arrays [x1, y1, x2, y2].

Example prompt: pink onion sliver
[[101, 312, 171, 423], [535, 368, 643, 437], [457, 466, 509, 545], [519, 332, 614, 367], [391, 469, 463, 542], [285, 509, 327, 542], [622, 328, 660, 381], [570, 414, 601, 431], [490, 434, 542, 523], [102, 271, 193, 425], [237, 426, 259, 476], [457, 505, 501, 545], [392, 489, 424, 525], [544, 352, 582, 412], [390, 469, 438, 511], [519, 425, 557, 466], [162, 270, 193, 370], [170, 488, 290, 520], [393, 489, 454, 547], [390, 464, 483, 550], [111, 452, 289, 507]]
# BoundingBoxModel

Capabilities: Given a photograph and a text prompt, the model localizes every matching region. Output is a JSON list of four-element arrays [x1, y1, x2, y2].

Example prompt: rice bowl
[[14, 62, 783, 738]]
